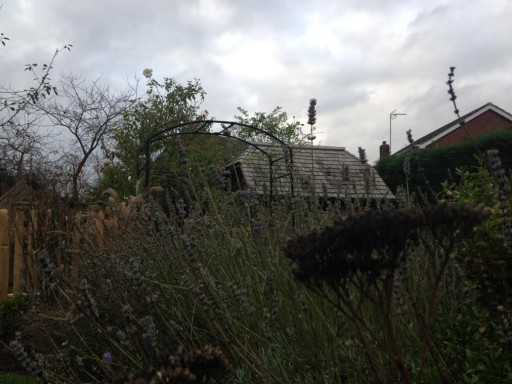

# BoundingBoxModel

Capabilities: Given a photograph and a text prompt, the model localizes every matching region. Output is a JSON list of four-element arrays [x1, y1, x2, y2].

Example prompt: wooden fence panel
[[12, 210, 36, 295], [0, 209, 9, 300], [12, 210, 23, 295], [0, 205, 126, 301]]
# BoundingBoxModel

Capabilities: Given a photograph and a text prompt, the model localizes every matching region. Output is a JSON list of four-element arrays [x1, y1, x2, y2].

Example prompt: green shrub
[[441, 166, 512, 307], [426, 164, 512, 383], [1, 372, 38, 384], [426, 304, 512, 383], [0, 294, 32, 340], [376, 129, 512, 196]]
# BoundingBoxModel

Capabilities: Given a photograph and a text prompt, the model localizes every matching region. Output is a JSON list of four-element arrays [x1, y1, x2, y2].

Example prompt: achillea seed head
[[284, 204, 490, 288]]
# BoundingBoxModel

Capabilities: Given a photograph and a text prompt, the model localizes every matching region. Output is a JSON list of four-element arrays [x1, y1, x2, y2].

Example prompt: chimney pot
[[380, 141, 390, 159]]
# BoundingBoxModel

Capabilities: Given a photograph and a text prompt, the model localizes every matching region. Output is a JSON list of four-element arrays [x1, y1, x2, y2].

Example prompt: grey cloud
[[2, 0, 512, 163]]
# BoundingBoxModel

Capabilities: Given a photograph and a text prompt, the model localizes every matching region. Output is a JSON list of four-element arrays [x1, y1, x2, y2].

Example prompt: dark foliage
[[110, 345, 232, 383], [0, 294, 32, 340], [0, 165, 16, 194], [376, 129, 512, 196], [284, 203, 490, 289]]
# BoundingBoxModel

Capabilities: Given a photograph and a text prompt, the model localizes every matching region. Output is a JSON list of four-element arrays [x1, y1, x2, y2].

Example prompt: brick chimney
[[380, 141, 390, 159]]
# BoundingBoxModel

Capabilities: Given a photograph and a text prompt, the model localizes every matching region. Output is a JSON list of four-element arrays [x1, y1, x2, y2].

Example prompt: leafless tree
[[1, 39, 71, 191], [0, 45, 72, 129], [0, 111, 54, 178], [38, 74, 133, 205]]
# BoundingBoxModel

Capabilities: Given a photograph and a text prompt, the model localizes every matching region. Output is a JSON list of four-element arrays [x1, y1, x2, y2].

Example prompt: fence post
[[12, 210, 25, 295], [0, 209, 9, 300]]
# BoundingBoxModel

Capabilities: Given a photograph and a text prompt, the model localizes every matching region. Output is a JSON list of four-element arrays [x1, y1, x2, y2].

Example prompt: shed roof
[[230, 142, 394, 200], [0, 177, 51, 211], [0, 179, 33, 210]]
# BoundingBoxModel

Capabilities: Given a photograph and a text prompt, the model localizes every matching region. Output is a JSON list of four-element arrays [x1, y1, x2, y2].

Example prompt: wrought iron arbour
[[137, 120, 295, 206]]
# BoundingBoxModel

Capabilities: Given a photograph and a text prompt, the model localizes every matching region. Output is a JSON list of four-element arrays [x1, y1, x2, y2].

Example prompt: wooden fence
[[0, 208, 35, 300], [0, 205, 122, 301]]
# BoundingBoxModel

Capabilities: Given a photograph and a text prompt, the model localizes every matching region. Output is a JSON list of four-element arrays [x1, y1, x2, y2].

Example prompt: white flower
[[143, 68, 153, 78], [128, 176, 132, 181]]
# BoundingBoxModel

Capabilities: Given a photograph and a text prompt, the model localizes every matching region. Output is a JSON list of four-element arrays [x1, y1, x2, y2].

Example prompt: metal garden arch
[[136, 120, 295, 207]]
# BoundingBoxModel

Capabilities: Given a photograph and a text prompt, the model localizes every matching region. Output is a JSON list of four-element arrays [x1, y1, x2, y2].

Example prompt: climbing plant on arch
[[138, 120, 295, 205]]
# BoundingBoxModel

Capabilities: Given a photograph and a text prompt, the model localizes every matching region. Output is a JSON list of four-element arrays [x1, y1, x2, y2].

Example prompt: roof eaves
[[393, 102, 512, 156]]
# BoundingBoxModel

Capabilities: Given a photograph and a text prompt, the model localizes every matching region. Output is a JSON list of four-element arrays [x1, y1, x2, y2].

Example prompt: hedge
[[375, 129, 512, 198]]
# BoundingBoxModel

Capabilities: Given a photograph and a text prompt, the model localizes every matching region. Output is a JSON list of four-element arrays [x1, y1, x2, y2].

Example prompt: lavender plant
[[10, 166, 352, 383]]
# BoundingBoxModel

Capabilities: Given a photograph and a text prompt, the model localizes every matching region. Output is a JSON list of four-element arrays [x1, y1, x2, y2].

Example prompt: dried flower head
[[103, 351, 113, 363], [10, 338, 49, 383], [285, 207, 423, 287], [143, 68, 153, 78], [403, 157, 411, 178], [284, 204, 490, 288], [77, 279, 100, 319], [446, 66, 461, 114], [358, 147, 368, 164], [307, 98, 317, 126], [406, 129, 414, 145]]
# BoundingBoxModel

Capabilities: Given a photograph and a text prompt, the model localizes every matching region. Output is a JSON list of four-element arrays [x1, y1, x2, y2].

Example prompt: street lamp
[[389, 109, 406, 153]]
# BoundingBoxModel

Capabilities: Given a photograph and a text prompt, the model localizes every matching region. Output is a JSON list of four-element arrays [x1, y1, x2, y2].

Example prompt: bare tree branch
[[36, 74, 132, 205], [0, 45, 72, 128]]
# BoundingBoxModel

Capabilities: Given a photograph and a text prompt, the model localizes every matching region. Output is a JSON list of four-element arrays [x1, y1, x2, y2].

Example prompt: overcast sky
[[2, 0, 512, 162]]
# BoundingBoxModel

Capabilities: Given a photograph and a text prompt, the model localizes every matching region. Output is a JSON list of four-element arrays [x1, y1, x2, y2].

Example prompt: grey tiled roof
[[230, 142, 394, 200]]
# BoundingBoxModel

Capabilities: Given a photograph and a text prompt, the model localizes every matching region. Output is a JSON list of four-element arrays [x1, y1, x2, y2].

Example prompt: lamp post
[[389, 109, 406, 153]]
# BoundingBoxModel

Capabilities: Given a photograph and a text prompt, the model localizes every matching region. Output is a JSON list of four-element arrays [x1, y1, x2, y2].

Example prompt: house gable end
[[394, 103, 512, 155]]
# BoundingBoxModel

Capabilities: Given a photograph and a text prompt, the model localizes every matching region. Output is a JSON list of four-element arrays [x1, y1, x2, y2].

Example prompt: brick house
[[392, 102, 512, 156]]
